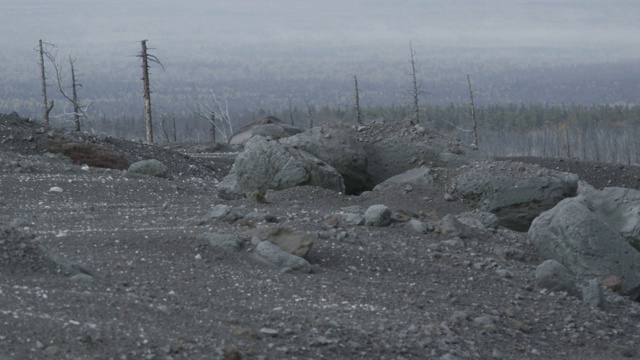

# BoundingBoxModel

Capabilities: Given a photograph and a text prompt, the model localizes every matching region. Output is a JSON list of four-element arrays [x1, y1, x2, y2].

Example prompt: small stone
[[583, 278, 607, 309], [234, 327, 260, 339], [444, 193, 455, 202], [601, 275, 623, 293], [49, 186, 63, 193], [43, 345, 59, 356], [496, 269, 513, 278], [222, 345, 242, 360], [515, 321, 531, 333], [259, 327, 279, 337]]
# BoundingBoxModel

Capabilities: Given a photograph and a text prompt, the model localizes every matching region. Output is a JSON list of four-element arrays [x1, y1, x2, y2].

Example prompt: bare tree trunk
[[306, 98, 314, 129], [140, 40, 153, 144], [409, 42, 420, 125], [287, 95, 294, 126], [39, 39, 54, 126], [565, 126, 571, 158], [70, 56, 80, 132], [172, 115, 177, 142], [354, 74, 363, 125], [210, 112, 216, 143], [467, 74, 478, 147]]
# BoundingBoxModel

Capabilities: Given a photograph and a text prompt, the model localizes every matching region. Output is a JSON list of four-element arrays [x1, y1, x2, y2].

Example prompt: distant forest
[[2, 41, 640, 165]]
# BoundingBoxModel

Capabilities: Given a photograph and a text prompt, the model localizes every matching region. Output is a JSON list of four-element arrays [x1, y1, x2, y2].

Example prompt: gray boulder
[[364, 204, 392, 227], [197, 233, 244, 251], [578, 184, 640, 251], [529, 195, 640, 300], [128, 159, 169, 178], [255, 240, 312, 273], [451, 161, 578, 231], [250, 226, 314, 258], [217, 136, 345, 199], [283, 127, 373, 194], [534, 259, 581, 298]]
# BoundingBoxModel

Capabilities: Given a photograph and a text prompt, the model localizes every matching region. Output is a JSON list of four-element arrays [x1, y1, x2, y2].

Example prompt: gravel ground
[[1, 112, 640, 359]]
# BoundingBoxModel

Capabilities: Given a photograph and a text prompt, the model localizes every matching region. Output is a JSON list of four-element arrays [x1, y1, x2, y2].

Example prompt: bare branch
[[195, 90, 237, 144]]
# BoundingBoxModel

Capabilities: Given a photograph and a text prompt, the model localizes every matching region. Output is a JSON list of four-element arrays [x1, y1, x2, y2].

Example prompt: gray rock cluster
[[218, 123, 483, 199], [449, 161, 578, 231], [186, 205, 315, 273], [529, 183, 640, 300], [215, 122, 640, 306]]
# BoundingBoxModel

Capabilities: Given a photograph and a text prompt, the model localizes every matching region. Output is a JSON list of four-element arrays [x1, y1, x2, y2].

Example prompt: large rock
[[128, 159, 169, 178], [254, 240, 312, 273], [230, 116, 302, 146], [578, 184, 640, 251], [283, 127, 373, 194], [217, 136, 345, 199], [250, 226, 314, 258], [529, 194, 640, 300], [534, 259, 581, 299], [362, 124, 485, 185], [364, 204, 392, 227], [451, 161, 579, 231]]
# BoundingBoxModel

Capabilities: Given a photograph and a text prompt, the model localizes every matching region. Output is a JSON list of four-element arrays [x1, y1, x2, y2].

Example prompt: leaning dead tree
[[195, 90, 236, 144], [38, 39, 54, 126], [354, 74, 363, 125], [409, 42, 422, 124], [467, 74, 479, 147], [138, 40, 163, 144]]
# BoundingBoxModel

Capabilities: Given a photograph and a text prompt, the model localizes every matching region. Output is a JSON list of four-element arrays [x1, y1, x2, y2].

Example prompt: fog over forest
[[1, 1, 640, 124]]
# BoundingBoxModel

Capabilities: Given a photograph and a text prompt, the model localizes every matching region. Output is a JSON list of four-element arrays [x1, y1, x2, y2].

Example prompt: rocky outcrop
[[217, 136, 345, 199], [450, 161, 579, 231], [230, 116, 302, 146], [128, 159, 169, 178], [283, 127, 373, 194], [529, 192, 640, 300]]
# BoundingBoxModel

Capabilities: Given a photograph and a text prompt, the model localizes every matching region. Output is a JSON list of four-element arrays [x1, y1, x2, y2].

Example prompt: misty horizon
[[1, 1, 640, 120]]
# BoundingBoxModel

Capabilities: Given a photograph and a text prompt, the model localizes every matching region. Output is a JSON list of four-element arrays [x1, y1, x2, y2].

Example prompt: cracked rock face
[[219, 136, 345, 199], [450, 161, 579, 231], [528, 184, 640, 299]]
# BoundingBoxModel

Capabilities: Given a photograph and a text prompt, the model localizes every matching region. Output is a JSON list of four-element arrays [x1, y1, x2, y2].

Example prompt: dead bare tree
[[409, 42, 422, 124], [354, 74, 363, 125], [305, 97, 315, 129], [69, 56, 80, 132], [467, 74, 479, 147], [195, 90, 236, 144], [42, 44, 93, 131], [287, 95, 295, 126], [38, 39, 55, 126], [138, 40, 164, 144]]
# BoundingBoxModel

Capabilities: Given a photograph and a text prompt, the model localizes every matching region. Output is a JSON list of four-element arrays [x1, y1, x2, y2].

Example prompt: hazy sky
[[3, 0, 639, 60]]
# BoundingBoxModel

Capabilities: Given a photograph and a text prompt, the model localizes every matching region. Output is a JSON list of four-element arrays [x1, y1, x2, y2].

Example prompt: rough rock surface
[[450, 160, 579, 231], [529, 194, 640, 299], [283, 126, 373, 194], [128, 159, 170, 178], [219, 136, 345, 199], [3, 112, 640, 359]]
